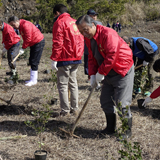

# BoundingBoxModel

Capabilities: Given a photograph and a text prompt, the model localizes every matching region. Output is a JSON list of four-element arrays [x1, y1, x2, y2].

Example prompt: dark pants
[[29, 39, 45, 71], [7, 43, 20, 69], [84, 54, 88, 75]]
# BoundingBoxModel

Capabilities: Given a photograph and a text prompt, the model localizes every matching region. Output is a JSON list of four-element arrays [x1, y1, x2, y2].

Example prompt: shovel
[[134, 64, 143, 70], [0, 94, 14, 105], [59, 86, 95, 138]]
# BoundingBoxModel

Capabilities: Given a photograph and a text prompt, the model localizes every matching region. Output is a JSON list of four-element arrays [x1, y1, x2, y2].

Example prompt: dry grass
[[0, 22, 160, 160]]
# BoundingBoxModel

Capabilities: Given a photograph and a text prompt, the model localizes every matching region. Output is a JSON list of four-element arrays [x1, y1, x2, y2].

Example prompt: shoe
[[70, 109, 79, 116], [134, 88, 141, 94], [60, 111, 70, 117], [25, 70, 38, 86]]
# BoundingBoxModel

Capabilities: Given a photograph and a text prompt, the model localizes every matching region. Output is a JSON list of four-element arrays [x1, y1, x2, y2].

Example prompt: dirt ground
[[0, 20, 160, 160]]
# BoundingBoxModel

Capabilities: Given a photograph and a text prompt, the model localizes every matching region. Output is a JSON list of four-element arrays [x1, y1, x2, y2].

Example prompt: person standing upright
[[8, 16, 45, 86], [50, 4, 84, 116]]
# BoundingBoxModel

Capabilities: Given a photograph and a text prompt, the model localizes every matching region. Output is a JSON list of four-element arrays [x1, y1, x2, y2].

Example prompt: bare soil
[[0, 20, 160, 160]]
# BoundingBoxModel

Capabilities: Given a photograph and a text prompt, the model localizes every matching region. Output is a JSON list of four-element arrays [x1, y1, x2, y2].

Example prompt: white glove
[[142, 96, 152, 107], [51, 61, 58, 71], [90, 75, 96, 88], [19, 48, 24, 55], [143, 60, 149, 66], [2, 43, 5, 47], [2, 48, 7, 54], [96, 72, 104, 85]]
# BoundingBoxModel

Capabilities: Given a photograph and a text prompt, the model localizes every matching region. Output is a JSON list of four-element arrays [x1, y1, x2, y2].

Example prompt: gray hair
[[76, 15, 96, 27], [8, 16, 19, 23]]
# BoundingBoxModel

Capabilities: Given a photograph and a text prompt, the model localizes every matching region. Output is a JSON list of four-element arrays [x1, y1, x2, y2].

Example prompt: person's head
[[121, 36, 131, 47], [53, 4, 68, 18], [87, 9, 98, 21], [153, 59, 160, 72], [76, 15, 97, 39], [8, 16, 20, 29]]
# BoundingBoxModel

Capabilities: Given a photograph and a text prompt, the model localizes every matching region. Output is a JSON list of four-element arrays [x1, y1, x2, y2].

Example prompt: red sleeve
[[21, 23, 32, 49], [50, 22, 64, 61], [150, 86, 160, 99], [98, 32, 120, 76]]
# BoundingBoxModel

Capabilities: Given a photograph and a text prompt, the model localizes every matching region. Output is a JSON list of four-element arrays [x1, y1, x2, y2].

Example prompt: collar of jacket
[[57, 12, 70, 20], [92, 24, 100, 40]]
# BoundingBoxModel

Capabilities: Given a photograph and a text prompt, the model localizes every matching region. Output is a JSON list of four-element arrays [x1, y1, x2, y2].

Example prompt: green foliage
[[134, 66, 149, 96], [25, 103, 53, 153], [145, 6, 160, 21], [49, 70, 57, 85], [115, 102, 142, 160]]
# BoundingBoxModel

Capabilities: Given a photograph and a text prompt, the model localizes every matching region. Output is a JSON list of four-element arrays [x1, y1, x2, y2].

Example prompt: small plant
[[25, 103, 52, 154], [115, 103, 142, 160], [49, 70, 57, 85]]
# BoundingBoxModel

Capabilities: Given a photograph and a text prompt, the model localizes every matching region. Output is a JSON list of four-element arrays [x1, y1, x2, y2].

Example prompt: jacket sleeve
[[98, 33, 120, 76], [136, 38, 154, 62], [50, 23, 64, 61], [150, 86, 160, 99], [22, 23, 32, 49]]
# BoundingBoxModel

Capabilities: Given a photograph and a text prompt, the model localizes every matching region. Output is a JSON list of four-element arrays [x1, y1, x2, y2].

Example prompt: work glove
[[143, 60, 149, 67], [19, 48, 25, 55], [96, 72, 104, 85], [142, 96, 152, 107], [2, 48, 7, 54], [51, 60, 58, 71], [90, 75, 96, 88]]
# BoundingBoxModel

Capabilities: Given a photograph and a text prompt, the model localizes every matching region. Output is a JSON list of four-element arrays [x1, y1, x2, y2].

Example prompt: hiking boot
[[60, 111, 70, 117], [99, 113, 116, 135]]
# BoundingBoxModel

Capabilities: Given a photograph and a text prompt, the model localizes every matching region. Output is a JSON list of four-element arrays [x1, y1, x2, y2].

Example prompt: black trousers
[[29, 39, 45, 71], [7, 43, 20, 69]]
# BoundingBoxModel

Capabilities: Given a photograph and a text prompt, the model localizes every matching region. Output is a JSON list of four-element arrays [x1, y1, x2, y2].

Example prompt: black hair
[[8, 16, 19, 23], [76, 15, 96, 27], [153, 58, 160, 72], [53, 4, 68, 15]]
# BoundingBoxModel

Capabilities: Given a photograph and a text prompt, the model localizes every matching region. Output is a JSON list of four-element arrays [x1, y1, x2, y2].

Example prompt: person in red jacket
[[50, 4, 84, 116], [8, 16, 45, 86], [76, 15, 134, 139], [0, 20, 20, 80], [142, 58, 160, 107]]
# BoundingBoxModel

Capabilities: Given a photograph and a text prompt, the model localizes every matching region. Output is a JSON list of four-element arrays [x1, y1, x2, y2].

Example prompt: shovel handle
[[11, 52, 21, 64], [70, 86, 95, 135], [134, 64, 143, 70]]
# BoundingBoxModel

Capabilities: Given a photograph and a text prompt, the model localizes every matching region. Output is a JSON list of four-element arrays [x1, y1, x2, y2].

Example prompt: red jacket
[[19, 19, 44, 49], [2, 22, 20, 50], [50, 13, 84, 61], [150, 86, 160, 99], [85, 25, 133, 77]]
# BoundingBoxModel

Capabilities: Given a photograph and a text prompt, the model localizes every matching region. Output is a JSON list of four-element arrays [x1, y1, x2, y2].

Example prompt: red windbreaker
[[50, 13, 84, 61], [2, 22, 20, 50], [85, 25, 133, 77], [19, 19, 44, 49], [150, 86, 160, 99]]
